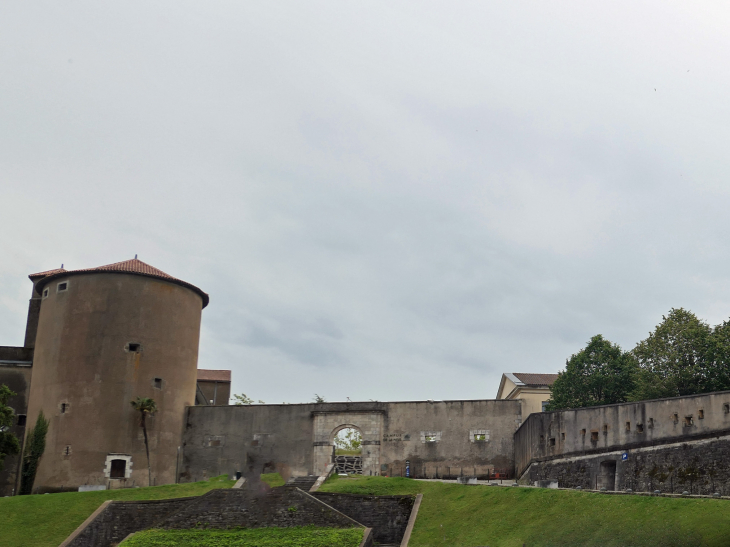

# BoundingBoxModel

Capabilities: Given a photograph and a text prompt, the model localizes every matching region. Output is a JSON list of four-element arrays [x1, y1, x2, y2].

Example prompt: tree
[[233, 393, 254, 405], [545, 335, 637, 411], [631, 308, 712, 400], [130, 397, 157, 487], [0, 385, 20, 472], [19, 411, 49, 495], [313, 394, 325, 403], [706, 319, 730, 392], [334, 428, 362, 452]]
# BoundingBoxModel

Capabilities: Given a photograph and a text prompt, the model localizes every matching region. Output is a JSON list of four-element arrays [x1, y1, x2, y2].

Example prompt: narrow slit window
[[698, 409, 704, 419], [673, 413, 679, 424], [61, 403, 69, 414], [42, 288, 49, 298], [64, 446, 71, 456], [625, 421, 631, 431], [603, 424, 608, 434], [724, 404, 730, 414], [648, 418, 654, 428], [561, 432, 565, 441]]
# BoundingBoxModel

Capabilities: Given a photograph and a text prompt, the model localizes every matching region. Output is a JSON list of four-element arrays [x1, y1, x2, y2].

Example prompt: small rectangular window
[[724, 404, 730, 414], [580, 429, 586, 436], [541, 401, 549, 412], [603, 424, 608, 434], [673, 413, 679, 424], [17, 415, 26, 427], [153, 378, 162, 389], [549, 437, 556, 446], [64, 445, 71, 456], [57, 282, 68, 292], [61, 403, 69, 414], [540, 435, 544, 443], [625, 421, 631, 431], [648, 418, 654, 428], [637, 423, 644, 433], [127, 343, 141, 352], [425, 435, 437, 443], [110, 459, 127, 478], [698, 409, 704, 419], [684, 416, 693, 427], [42, 288, 49, 298], [561, 432, 565, 441], [474, 433, 487, 442], [591, 431, 599, 442]]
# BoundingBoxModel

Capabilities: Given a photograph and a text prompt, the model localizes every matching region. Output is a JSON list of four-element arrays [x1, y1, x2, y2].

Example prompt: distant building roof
[[34, 258, 209, 308], [197, 369, 231, 382], [510, 373, 559, 387]]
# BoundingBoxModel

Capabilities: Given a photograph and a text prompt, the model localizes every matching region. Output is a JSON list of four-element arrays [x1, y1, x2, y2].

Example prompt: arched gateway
[[312, 410, 384, 476]]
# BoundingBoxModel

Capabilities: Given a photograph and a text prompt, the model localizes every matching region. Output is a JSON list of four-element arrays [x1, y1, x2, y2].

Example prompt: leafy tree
[[131, 397, 157, 487], [313, 394, 325, 403], [0, 384, 20, 472], [631, 308, 713, 400], [545, 335, 637, 411], [334, 428, 361, 452], [233, 393, 254, 405], [707, 319, 730, 392], [20, 411, 49, 495]]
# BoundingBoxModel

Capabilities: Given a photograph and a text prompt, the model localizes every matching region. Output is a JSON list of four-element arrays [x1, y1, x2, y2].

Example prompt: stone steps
[[286, 475, 319, 492]]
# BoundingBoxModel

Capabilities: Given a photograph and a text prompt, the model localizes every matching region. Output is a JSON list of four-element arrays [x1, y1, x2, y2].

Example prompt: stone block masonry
[[525, 434, 730, 495]]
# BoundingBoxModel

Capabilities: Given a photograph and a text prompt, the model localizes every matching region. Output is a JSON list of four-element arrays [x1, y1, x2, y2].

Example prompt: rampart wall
[[181, 399, 522, 482]]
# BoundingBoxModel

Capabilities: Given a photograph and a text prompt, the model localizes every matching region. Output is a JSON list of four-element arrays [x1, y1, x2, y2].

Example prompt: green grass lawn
[[260, 472, 285, 488], [319, 475, 730, 547], [0, 475, 235, 547], [121, 526, 364, 546]]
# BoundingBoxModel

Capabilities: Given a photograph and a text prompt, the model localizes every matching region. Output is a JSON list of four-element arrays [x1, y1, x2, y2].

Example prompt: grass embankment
[[122, 526, 364, 546], [260, 472, 285, 487], [0, 475, 235, 547], [319, 475, 730, 547]]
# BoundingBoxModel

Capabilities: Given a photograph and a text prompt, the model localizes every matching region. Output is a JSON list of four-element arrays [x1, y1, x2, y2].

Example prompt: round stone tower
[[24, 258, 208, 492]]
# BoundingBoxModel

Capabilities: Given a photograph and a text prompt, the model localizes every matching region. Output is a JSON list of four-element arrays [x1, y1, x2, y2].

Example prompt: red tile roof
[[512, 373, 559, 387], [29, 268, 67, 280], [197, 369, 231, 382], [34, 258, 209, 308]]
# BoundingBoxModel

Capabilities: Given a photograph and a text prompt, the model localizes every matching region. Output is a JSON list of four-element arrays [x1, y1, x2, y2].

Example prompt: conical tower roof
[[34, 258, 209, 308]]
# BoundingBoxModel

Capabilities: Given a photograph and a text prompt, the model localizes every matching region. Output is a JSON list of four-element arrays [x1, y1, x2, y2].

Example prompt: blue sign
[[405, 460, 411, 478], [621, 453, 628, 461]]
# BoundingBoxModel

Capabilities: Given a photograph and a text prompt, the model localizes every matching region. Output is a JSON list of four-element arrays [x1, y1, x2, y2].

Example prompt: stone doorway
[[333, 427, 363, 474], [597, 460, 617, 491], [312, 411, 383, 476]]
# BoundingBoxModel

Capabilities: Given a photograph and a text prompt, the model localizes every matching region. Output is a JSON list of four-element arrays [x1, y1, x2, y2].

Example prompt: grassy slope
[[122, 526, 363, 546], [319, 475, 730, 547], [0, 475, 235, 547], [260, 472, 285, 487]]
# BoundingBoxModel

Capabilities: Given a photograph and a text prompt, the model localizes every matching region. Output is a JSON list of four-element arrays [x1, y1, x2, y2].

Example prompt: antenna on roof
[[134, 254, 138, 259], [61, 264, 64, 269]]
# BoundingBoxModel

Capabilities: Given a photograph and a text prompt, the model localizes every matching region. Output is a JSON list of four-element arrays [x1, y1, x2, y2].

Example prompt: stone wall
[[515, 390, 730, 477], [158, 487, 363, 530], [524, 434, 730, 495], [0, 346, 33, 496], [181, 399, 522, 482], [312, 492, 415, 544], [64, 497, 194, 547]]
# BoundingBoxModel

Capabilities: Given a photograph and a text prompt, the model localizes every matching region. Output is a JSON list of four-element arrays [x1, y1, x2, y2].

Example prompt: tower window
[[57, 281, 68, 293], [626, 421, 631, 431], [60, 403, 69, 414], [42, 288, 49, 298], [698, 409, 704, 419], [63, 445, 71, 456], [110, 459, 127, 479], [126, 343, 142, 352], [17, 415, 26, 426], [153, 378, 163, 389]]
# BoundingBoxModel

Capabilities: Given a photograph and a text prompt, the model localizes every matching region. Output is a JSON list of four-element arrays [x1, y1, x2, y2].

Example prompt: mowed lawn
[[0, 475, 235, 547], [319, 475, 730, 547], [121, 526, 364, 546]]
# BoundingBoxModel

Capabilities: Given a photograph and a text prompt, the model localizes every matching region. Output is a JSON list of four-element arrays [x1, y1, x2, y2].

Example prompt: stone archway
[[312, 411, 383, 476], [332, 424, 363, 474]]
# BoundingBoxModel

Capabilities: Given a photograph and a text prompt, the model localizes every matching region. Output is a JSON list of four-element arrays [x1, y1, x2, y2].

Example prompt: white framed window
[[470, 429, 490, 442], [57, 280, 69, 293], [420, 431, 442, 443], [42, 288, 49, 299], [104, 454, 133, 479]]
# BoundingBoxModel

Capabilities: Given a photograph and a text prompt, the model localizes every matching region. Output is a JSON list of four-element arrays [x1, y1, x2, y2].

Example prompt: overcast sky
[[2, 2, 730, 403]]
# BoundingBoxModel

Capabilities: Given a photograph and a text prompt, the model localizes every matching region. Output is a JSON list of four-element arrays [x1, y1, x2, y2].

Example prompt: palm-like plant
[[130, 397, 157, 486]]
